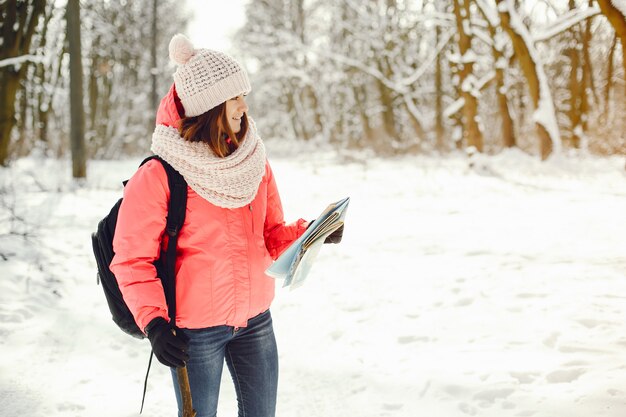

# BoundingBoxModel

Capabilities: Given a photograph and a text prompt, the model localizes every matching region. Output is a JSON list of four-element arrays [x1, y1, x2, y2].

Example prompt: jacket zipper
[[249, 204, 254, 234]]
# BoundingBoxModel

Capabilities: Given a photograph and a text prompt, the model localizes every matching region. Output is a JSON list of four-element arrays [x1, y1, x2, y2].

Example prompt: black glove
[[324, 224, 344, 244], [307, 220, 344, 244], [145, 317, 189, 368]]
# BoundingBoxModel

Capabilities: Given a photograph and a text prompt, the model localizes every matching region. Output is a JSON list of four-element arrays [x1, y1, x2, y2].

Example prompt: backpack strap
[[136, 155, 187, 414], [161, 159, 187, 324], [138, 155, 187, 324]]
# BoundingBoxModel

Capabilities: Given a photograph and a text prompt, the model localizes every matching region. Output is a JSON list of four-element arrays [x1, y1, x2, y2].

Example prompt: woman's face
[[225, 95, 248, 134]]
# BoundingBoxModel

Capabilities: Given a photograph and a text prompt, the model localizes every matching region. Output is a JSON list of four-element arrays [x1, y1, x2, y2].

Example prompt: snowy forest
[[1, 0, 626, 175], [2, 2, 626, 417]]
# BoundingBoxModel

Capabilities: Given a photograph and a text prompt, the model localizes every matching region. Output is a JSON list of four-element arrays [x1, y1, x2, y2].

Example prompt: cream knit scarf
[[150, 118, 266, 209]]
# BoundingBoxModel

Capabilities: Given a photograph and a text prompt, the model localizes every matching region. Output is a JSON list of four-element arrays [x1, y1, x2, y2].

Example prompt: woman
[[110, 34, 342, 417]]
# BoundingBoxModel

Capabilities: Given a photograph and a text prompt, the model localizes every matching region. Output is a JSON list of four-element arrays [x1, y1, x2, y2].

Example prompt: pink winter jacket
[[110, 85, 307, 331]]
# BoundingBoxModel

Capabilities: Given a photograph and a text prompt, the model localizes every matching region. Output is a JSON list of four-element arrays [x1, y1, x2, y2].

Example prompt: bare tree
[[581, 0, 597, 125], [596, 0, 626, 100], [453, 0, 484, 151], [567, 0, 583, 147], [67, 0, 86, 178], [0, 0, 46, 166], [496, 0, 561, 159], [605, 34, 618, 117], [435, 21, 446, 150], [476, 0, 516, 148]]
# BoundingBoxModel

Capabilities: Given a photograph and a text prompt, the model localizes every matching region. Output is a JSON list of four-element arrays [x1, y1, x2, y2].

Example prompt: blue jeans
[[170, 310, 278, 417]]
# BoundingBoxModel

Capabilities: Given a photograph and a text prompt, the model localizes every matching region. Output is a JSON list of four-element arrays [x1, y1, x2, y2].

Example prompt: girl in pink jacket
[[110, 34, 342, 417]]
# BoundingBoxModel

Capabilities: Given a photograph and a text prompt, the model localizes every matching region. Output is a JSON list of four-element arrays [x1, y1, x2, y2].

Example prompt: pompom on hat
[[168, 34, 251, 117]]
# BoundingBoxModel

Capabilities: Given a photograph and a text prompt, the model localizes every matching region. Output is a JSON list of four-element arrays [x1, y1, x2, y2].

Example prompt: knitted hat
[[168, 34, 251, 117]]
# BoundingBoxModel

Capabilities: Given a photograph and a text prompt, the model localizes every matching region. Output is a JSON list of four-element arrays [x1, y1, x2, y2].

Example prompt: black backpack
[[91, 155, 187, 338]]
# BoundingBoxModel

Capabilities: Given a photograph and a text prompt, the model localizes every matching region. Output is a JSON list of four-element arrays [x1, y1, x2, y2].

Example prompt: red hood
[[156, 83, 185, 128]]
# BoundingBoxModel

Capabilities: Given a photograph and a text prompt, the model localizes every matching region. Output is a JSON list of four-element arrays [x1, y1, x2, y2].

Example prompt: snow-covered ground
[[1, 147, 625, 417]]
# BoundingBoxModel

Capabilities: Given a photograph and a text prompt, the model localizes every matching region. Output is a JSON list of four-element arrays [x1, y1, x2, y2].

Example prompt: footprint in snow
[[329, 330, 343, 340], [0, 310, 33, 323], [516, 293, 548, 299], [443, 385, 466, 396], [545, 368, 586, 383], [558, 345, 609, 354], [502, 401, 516, 409], [397, 335, 428, 344], [562, 360, 588, 367], [473, 388, 515, 404], [57, 402, 86, 411], [382, 403, 404, 411], [510, 372, 539, 384], [351, 385, 367, 394], [575, 318, 607, 329], [458, 402, 477, 415], [454, 297, 474, 307], [543, 332, 560, 348]]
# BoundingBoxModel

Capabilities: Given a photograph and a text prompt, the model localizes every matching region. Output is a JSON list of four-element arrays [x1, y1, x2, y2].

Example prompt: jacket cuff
[[143, 315, 169, 335]]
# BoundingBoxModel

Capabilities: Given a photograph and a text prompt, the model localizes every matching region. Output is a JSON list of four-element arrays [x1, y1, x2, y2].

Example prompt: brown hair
[[178, 102, 249, 158]]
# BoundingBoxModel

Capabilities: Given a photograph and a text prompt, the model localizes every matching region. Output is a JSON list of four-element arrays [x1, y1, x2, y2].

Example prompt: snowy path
[[1, 150, 626, 416]]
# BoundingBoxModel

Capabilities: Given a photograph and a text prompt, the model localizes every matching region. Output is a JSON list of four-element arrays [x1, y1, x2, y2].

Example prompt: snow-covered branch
[[312, 48, 396, 90], [610, 0, 626, 17], [443, 70, 495, 118], [502, 0, 562, 155], [476, 0, 500, 27], [444, 97, 465, 119], [403, 95, 427, 130], [399, 30, 455, 87], [0, 54, 48, 69], [314, 24, 455, 93], [533, 6, 600, 42]]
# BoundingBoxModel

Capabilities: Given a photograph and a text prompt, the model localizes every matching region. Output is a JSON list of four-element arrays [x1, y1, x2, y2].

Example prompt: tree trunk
[[476, 0, 516, 149], [375, 0, 399, 143], [580, 0, 594, 137], [88, 36, 100, 134], [403, 99, 425, 144], [150, 0, 158, 115], [304, 86, 323, 136], [604, 35, 617, 120], [356, 85, 375, 146], [67, 0, 87, 178], [568, 0, 582, 148], [0, 0, 46, 166], [286, 85, 307, 141], [99, 75, 112, 143], [496, 69, 516, 148], [453, 0, 483, 152], [0, 73, 21, 165], [597, 0, 626, 99], [497, 0, 559, 160], [582, 0, 597, 108], [375, 64, 399, 141], [15, 77, 28, 156], [34, 4, 52, 145], [435, 23, 446, 151]]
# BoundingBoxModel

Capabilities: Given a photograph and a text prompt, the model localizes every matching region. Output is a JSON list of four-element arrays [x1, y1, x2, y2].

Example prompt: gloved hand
[[324, 224, 344, 244], [307, 220, 344, 244], [145, 317, 189, 368]]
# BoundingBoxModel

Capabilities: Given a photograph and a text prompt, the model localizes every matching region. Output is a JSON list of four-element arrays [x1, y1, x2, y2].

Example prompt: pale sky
[[186, 0, 249, 53]]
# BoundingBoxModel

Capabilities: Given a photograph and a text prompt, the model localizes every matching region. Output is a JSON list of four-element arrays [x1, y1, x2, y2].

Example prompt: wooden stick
[[176, 366, 196, 417]]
